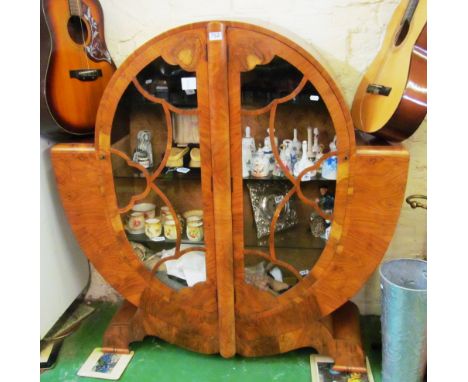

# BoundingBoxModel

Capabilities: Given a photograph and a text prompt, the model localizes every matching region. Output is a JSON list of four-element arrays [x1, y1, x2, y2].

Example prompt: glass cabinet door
[[228, 28, 343, 298], [108, 42, 215, 292]]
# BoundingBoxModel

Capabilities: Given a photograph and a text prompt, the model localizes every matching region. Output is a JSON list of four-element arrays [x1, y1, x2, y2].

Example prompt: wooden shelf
[[244, 224, 327, 250], [126, 231, 204, 250], [244, 245, 324, 273], [138, 92, 198, 108], [114, 175, 203, 215], [113, 167, 202, 180], [243, 175, 335, 182]]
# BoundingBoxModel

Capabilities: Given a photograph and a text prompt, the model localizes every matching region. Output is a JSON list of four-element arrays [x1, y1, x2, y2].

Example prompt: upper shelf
[[113, 167, 202, 180], [131, 55, 325, 109], [135, 88, 324, 109], [243, 175, 335, 182]]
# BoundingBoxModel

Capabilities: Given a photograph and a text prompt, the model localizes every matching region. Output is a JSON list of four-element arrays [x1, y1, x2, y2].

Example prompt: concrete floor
[[40, 302, 382, 382]]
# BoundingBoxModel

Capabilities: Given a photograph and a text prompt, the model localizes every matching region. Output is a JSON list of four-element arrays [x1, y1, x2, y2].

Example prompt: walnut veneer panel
[[51, 143, 147, 305]]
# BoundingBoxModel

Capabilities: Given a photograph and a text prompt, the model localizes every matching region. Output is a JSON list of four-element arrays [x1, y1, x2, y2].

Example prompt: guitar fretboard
[[403, 0, 419, 24], [68, 0, 82, 16]]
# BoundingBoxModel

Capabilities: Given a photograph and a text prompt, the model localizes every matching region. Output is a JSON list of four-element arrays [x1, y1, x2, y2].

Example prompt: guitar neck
[[68, 0, 82, 16], [402, 0, 419, 24]]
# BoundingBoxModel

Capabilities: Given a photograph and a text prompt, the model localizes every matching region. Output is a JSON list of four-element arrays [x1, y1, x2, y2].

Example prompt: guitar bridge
[[367, 84, 392, 96], [69, 69, 103, 82]]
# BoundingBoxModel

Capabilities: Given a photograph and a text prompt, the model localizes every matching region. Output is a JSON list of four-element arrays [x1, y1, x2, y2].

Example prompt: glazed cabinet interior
[[52, 21, 410, 370], [109, 29, 338, 302]]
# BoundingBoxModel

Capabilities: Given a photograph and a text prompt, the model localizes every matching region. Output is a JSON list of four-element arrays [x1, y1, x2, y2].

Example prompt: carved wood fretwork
[[161, 33, 204, 72], [229, 35, 275, 72]]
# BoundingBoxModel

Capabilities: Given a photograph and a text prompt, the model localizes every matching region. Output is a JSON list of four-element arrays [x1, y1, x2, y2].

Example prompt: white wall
[[86, 0, 427, 314], [101, 0, 399, 104], [40, 137, 89, 337]]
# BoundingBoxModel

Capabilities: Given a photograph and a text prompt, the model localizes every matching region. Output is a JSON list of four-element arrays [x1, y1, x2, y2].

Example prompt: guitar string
[[75, 0, 91, 128], [68, 0, 88, 71], [77, 0, 91, 71]]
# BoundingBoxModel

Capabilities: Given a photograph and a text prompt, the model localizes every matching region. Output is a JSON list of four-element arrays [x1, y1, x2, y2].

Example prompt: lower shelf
[[244, 221, 327, 250], [126, 232, 203, 249]]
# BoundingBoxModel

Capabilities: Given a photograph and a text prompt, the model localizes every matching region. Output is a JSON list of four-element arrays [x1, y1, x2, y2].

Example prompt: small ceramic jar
[[252, 147, 270, 178], [145, 217, 162, 239], [165, 213, 185, 232], [160, 206, 170, 223], [164, 218, 177, 240], [187, 220, 204, 242], [126, 212, 145, 233], [186, 215, 202, 224], [132, 203, 156, 220]]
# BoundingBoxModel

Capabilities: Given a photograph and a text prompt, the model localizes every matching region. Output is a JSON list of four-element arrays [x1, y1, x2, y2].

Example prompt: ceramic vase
[[293, 141, 315, 180], [263, 129, 278, 173], [291, 128, 302, 155], [242, 126, 256, 178]]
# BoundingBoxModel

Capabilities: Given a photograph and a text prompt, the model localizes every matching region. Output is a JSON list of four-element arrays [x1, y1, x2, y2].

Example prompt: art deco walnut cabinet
[[51, 21, 409, 372]]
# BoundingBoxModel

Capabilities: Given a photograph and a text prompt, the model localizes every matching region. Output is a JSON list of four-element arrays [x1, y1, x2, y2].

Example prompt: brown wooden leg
[[328, 301, 366, 373], [102, 300, 146, 353]]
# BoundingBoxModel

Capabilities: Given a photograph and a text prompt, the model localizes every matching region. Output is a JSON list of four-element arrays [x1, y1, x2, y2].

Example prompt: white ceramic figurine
[[133, 130, 153, 168], [293, 141, 315, 180]]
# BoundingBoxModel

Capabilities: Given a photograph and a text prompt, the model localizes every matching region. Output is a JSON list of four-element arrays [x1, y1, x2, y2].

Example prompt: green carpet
[[41, 302, 382, 382]]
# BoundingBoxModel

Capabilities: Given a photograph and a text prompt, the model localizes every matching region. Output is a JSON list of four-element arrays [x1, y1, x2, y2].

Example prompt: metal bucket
[[380, 258, 427, 382]]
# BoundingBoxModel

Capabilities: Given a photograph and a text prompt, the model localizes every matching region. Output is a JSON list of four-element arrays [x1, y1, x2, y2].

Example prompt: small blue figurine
[[316, 185, 334, 213]]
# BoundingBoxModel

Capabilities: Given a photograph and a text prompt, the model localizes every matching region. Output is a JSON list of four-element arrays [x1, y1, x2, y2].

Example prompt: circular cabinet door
[[95, 25, 221, 354]]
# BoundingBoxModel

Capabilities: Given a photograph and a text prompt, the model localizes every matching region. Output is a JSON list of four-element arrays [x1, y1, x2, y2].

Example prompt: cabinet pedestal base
[[102, 300, 366, 372], [327, 302, 367, 373], [102, 301, 145, 354]]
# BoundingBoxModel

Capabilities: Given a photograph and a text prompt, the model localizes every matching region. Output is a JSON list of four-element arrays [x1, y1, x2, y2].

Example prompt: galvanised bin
[[380, 258, 427, 382]]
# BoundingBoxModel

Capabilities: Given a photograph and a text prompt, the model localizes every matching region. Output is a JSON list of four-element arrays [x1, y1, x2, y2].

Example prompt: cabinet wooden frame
[[51, 21, 409, 371]]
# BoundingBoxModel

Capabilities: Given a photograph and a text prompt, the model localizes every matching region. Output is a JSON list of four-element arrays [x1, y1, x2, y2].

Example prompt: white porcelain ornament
[[242, 126, 256, 178], [293, 140, 315, 181], [321, 135, 337, 180], [252, 146, 270, 178], [263, 128, 278, 173], [273, 141, 292, 177]]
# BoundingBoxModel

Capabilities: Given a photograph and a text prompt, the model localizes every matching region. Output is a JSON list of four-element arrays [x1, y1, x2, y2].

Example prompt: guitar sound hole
[[394, 20, 410, 47], [67, 16, 88, 45]]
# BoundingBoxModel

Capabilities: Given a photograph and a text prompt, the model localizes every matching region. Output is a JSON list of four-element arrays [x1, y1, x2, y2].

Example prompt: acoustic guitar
[[42, 0, 115, 136], [351, 0, 427, 142]]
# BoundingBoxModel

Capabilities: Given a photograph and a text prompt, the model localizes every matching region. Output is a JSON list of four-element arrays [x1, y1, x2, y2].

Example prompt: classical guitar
[[42, 0, 115, 136], [351, 0, 427, 142]]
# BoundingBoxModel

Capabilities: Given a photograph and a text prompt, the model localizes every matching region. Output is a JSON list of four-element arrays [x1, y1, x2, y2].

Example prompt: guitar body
[[351, 0, 427, 142], [42, 0, 115, 136]]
